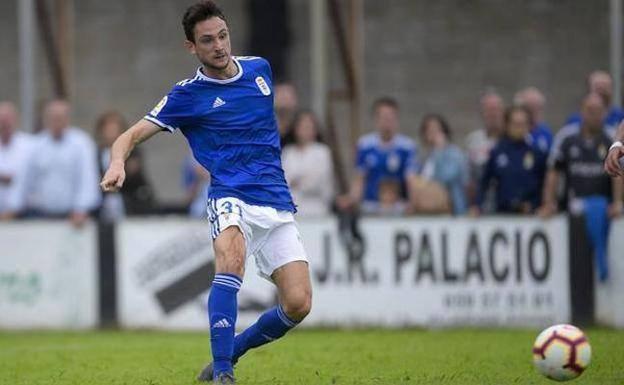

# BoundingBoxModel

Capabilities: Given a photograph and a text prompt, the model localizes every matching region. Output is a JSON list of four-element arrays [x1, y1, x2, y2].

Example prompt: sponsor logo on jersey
[[212, 97, 226, 108], [150, 96, 168, 116], [255, 76, 271, 96], [598, 144, 607, 159], [386, 153, 400, 172], [524, 152, 535, 170]]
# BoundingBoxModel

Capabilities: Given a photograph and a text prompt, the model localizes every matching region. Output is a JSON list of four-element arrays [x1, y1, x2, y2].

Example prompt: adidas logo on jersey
[[212, 97, 226, 108], [212, 318, 231, 329]]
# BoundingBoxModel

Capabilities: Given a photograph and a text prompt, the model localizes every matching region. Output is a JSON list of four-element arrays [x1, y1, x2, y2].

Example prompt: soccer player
[[99, 2, 311, 383], [605, 121, 624, 178]]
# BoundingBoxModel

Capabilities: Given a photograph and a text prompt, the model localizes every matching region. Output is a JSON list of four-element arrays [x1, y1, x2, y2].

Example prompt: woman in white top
[[281, 111, 334, 217]]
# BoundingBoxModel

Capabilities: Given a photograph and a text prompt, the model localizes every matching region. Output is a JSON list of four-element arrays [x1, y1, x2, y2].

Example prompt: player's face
[[187, 17, 232, 71]]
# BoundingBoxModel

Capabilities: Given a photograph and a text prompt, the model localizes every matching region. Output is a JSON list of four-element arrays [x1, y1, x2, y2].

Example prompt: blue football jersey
[[355, 133, 418, 202], [144, 57, 295, 212]]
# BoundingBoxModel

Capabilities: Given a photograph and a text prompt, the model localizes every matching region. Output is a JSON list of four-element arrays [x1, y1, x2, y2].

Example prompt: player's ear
[[184, 40, 196, 55]]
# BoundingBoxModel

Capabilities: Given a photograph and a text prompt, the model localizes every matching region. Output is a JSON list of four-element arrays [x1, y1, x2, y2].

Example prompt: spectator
[[182, 153, 211, 218], [540, 93, 623, 324], [361, 178, 406, 216], [565, 71, 624, 129], [274, 82, 299, 147], [419, 114, 469, 215], [337, 97, 418, 215], [95, 111, 155, 220], [0, 102, 34, 220], [465, 90, 505, 212], [514, 87, 553, 154], [471, 106, 547, 215], [550, 85, 617, 211], [540, 93, 623, 218], [23, 100, 101, 226], [282, 110, 334, 217]]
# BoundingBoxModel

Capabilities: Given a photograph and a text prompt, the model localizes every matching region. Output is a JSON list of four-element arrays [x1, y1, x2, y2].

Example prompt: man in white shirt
[[465, 90, 505, 212], [25, 100, 101, 226], [0, 102, 34, 220]]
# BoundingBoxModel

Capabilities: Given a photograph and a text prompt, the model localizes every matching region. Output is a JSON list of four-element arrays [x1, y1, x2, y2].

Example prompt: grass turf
[[1, 329, 622, 384]]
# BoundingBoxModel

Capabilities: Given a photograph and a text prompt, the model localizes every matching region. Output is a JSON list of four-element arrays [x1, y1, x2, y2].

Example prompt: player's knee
[[282, 289, 312, 322]]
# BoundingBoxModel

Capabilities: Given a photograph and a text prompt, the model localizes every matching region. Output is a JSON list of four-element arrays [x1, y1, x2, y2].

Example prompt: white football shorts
[[207, 196, 308, 280]]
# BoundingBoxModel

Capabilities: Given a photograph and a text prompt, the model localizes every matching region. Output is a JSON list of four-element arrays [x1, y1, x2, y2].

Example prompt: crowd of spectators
[[0, 70, 622, 224], [336, 70, 622, 221]]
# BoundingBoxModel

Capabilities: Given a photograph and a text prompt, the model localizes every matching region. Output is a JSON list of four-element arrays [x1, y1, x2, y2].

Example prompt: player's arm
[[537, 168, 559, 217], [468, 149, 495, 216], [336, 173, 364, 212], [605, 121, 624, 177], [100, 119, 161, 192]]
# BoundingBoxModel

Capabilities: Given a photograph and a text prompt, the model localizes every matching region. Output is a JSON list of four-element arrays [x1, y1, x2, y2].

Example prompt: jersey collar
[[195, 58, 243, 84]]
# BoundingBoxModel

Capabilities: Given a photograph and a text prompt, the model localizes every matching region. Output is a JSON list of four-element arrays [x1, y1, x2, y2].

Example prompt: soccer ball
[[532, 324, 591, 381]]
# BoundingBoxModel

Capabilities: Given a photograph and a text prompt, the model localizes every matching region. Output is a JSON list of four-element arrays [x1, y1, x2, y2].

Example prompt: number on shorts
[[220, 200, 242, 216]]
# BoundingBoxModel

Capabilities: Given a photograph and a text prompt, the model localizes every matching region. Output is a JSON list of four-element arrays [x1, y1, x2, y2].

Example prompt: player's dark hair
[[504, 105, 534, 129], [372, 97, 399, 114], [182, 1, 227, 43], [419, 113, 452, 141]]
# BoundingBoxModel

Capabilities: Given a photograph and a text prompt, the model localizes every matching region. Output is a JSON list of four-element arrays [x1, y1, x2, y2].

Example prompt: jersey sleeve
[[551, 138, 569, 171], [144, 86, 195, 132], [260, 57, 273, 82], [355, 143, 368, 174]]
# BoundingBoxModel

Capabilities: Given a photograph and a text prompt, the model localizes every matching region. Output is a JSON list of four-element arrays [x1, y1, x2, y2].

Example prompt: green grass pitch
[[1, 329, 623, 384]]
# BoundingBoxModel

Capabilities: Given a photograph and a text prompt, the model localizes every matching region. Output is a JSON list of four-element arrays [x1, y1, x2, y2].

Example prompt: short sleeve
[[144, 86, 195, 132], [551, 139, 568, 171], [355, 144, 367, 174], [260, 57, 273, 82]]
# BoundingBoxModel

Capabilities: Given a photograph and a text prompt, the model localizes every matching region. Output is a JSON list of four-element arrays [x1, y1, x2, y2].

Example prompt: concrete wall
[[0, 0, 613, 202]]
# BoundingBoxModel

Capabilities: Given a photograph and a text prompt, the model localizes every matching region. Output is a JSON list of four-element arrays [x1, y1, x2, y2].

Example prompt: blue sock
[[208, 273, 242, 378], [232, 305, 299, 363]]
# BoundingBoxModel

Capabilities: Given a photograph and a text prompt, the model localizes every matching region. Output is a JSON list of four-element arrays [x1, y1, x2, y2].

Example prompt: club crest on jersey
[[598, 144, 607, 159], [255, 76, 271, 96], [523, 152, 534, 170], [150, 96, 168, 116]]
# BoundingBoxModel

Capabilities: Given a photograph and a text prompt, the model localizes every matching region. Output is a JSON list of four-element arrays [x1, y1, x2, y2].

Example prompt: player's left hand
[[604, 145, 624, 177]]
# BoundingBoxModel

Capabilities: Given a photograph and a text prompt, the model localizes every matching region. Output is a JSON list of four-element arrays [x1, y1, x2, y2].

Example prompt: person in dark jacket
[[95, 111, 155, 219], [470, 105, 546, 215]]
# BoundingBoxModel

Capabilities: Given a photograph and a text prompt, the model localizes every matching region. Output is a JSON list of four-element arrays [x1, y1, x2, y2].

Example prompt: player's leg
[[231, 261, 312, 362], [231, 222, 311, 362], [198, 260, 311, 382], [209, 225, 246, 379]]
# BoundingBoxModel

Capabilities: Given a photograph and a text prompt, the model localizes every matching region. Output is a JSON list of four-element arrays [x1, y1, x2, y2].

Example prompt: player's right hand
[[100, 161, 126, 192], [604, 144, 624, 177]]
